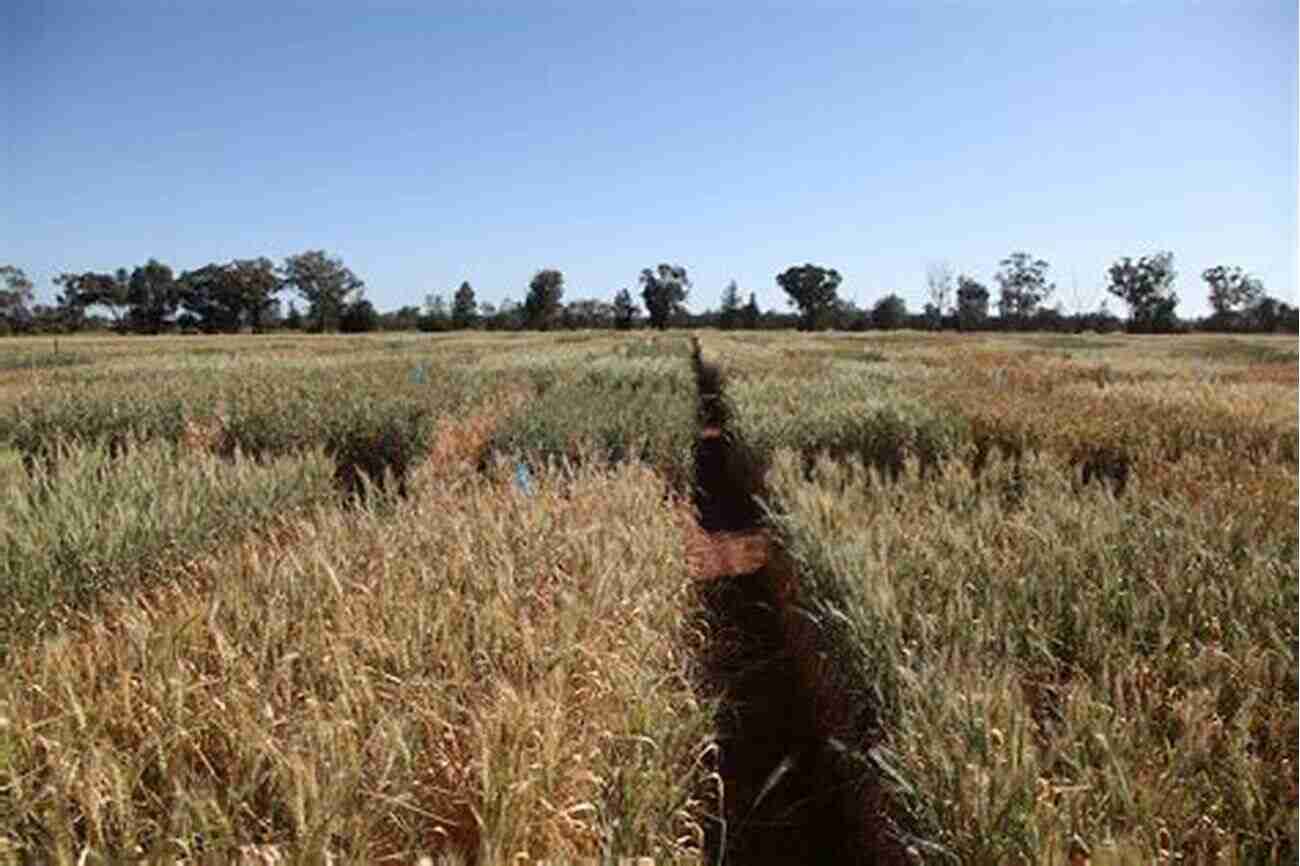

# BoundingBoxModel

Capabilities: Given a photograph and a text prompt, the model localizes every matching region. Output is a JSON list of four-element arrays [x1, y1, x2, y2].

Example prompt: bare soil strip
[[688, 339, 903, 866]]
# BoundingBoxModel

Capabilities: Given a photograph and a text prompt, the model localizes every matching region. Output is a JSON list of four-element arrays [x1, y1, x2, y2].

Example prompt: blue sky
[[6, 1, 1296, 317]]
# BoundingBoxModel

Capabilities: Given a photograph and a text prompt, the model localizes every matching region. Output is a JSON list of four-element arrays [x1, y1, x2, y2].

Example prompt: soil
[[688, 341, 906, 866]]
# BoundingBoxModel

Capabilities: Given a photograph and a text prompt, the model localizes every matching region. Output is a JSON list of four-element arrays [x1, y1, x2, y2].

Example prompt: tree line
[[0, 249, 1293, 336]]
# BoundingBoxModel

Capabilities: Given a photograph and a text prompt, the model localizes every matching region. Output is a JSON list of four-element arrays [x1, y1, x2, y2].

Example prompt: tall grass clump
[[0, 438, 335, 654], [761, 449, 1297, 864], [0, 458, 716, 863]]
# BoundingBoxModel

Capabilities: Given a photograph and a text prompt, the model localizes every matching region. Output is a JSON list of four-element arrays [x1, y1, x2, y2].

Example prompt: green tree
[[226, 258, 282, 332], [835, 298, 869, 331], [995, 252, 1055, 327], [639, 264, 690, 330], [422, 293, 451, 332], [339, 298, 379, 333], [1106, 252, 1180, 333], [1247, 297, 1298, 333], [179, 258, 282, 333], [612, 288, 639, 330], [125, 259, 180, 334], [55, 269, 131, 328], [1203, 265, 1263, 319], [383, 304, 423, 332], [177, 264, 241, 332], [281, 250, 364, 333], [284, 301, 303, 330], [0, 265, 35, 333], [740, 292, 761, 330], [562, 299, 615, 329], [452, 280, 478, 329], [718, 280, 742, 330], [776, 263, 842, 330], [524, 269, 565, 330], [871, 293, 908, 330], [955, 276, 989, 330], [51, 273, 100, 331], [494, 297, 526, 331]]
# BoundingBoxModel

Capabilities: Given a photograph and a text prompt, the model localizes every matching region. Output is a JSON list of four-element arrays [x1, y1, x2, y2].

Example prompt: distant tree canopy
[[777, 263, 841, 330], [54, 269, 131, 327], [718, 280, 742, 331], [955, 275, 990, 331], [280, 250, 364, 333], [525, 269, 565, 330], [1198, 265, 1296, 333], [12, 247, 1292, 337], [871, 293, 908, 330], [1245, 296, 1299, 333], [562, 298, 616, 330], [379, 304, 423, 332], [1107, 252, 1179, 333], [741, 292, 762, 330], [229, 258, 286, 333], [123, 259, 180, 334], [452, 281, 478, 329], [422, 293, 451, 332], [640, 264, 690, 330], [612, 288, 640, 331], [995, 252, 1055, 327], [1204, 265, 1263, 317], [339, 298, 379, 333], [177, 258, 282, 333], [0, 265, 35, 333]]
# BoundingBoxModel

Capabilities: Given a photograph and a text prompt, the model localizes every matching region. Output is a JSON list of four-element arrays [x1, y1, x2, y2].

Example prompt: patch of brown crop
[[427, 385, 530, 477]]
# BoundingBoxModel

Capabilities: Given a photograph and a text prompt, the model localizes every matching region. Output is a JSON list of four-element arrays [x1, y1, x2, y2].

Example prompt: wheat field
[[0, 330, 1295, 864]]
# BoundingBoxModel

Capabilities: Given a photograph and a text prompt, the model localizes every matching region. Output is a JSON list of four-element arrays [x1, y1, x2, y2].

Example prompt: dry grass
[[0, 457, 715, 864]]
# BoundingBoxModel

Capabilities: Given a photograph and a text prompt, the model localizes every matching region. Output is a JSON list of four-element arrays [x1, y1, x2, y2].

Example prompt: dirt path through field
[[687, 339, 896, 865]]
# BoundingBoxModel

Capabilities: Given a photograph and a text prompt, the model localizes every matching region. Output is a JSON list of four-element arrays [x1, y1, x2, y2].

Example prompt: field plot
[[698, 330, 1297, 864], [0, 330, 1295, 865]]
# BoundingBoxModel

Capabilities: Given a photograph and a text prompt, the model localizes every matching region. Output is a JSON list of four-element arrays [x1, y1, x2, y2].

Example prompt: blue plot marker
[[513, 461, 533, 495], [408, 361, 430, 385]]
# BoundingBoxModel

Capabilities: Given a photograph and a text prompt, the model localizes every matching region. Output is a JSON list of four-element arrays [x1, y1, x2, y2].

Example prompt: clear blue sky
[[6, 1, 1296, 318]]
